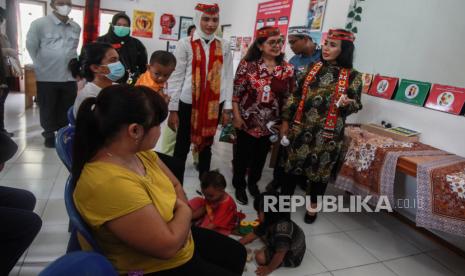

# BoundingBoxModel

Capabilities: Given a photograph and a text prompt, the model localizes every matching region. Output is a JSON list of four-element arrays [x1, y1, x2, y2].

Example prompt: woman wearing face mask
[[69, 42, 124, 117], [232, 27, 294, 205], [97, 12, 148, 85], [279, 29, 363, 224]]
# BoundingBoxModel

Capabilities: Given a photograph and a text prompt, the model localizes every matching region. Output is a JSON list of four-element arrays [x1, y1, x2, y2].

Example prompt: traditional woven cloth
[[190, 37, 223, 152], [335, 127, 447, 206], [416, 155, 465, 236]]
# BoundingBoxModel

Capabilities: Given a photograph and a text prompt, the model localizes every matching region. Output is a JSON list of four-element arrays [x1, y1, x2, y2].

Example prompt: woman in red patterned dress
[[232, 27, 294, 205]]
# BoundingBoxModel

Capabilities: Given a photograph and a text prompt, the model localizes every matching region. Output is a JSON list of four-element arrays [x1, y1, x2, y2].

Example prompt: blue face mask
[[105, 61, 125, 81], [113, 26, 131, 37]]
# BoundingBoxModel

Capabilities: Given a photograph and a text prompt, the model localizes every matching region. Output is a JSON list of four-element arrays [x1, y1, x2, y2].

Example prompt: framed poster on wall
[[307, 0, 327, 31], [254, 0, 293, 40], [368, 75, 399, 99], [425, 84, 465, 115], [394, 79, 431, 106], [132, 10, 155, 38], [159, 13, 180, 41], [178, 16, 194, 39]]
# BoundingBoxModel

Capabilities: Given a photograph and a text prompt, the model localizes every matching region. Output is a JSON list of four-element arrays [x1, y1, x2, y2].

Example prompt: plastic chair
[[64, 175, 103, 253], [38, 251, 117, 276], [55, 125, 75, 172], [67, 106, 76, 126]]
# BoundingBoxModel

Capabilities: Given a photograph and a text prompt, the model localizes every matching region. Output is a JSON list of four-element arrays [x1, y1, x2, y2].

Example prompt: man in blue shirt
[[287, 26, 321, 79], [266, 26, 321, 194]]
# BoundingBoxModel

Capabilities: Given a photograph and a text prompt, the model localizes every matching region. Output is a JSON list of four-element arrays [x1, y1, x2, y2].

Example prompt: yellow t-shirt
[[73, 151, 194, 274]]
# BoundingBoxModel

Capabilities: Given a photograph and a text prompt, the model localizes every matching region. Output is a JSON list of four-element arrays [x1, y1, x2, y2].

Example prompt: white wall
[[222, 0, 351, 37], [42, 0, 223, 55], [348, 0, 465, 157]]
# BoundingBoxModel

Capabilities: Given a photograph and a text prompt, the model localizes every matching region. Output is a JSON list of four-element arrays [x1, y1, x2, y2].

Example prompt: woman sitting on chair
[[72, 85, 246, 275], [69, 42, 124, 118]]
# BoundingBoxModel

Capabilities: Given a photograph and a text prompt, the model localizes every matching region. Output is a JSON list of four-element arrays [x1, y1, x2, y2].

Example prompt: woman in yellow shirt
[[72, 85, 246, 275]]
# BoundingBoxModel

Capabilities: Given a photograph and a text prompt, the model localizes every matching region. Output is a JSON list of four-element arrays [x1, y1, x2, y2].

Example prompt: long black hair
[[244, 26, 285, 64], [71, 84, 168, 183], [324, 29, 355, 69], [254, 192, 291, 228], [68, 42, 114, 82]]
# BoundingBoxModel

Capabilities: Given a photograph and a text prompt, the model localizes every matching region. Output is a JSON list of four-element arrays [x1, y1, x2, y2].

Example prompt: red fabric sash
[[190, 38, 223, 152], [293, 62, 350, 140], [323, 68, 350, 139], [294, 62, 323, 124]]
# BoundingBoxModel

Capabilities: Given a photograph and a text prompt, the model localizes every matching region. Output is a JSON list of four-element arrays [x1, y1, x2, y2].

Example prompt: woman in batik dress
[[280, 29, 363, 224]]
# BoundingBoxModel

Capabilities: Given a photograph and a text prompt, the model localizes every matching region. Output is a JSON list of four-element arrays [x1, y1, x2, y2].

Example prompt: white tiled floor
[[3, 93, 464, 276]]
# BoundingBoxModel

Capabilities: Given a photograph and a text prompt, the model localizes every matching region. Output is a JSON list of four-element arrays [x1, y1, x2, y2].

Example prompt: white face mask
[[55, 5, 72, 16]]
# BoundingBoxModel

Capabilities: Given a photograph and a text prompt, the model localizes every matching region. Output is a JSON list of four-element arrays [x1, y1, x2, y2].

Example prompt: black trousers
[[149, 226, 246, 276], [0, 187, 42, 275], [173, 101, 223, 183], [280, 173, 328, 203], [157, 152, 184, 184], [36, 81, 77, 138], [0, 86, 9, 131], [232, 130, 271, 190]]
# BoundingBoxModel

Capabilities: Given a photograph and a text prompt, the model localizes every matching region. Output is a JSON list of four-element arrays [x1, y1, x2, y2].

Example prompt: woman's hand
[[222, 110, 232, 127], [338, 95, 356, 108], [232, 116, 246, 130], [280, 121, 289, 138], [167, 111, 179, 131]]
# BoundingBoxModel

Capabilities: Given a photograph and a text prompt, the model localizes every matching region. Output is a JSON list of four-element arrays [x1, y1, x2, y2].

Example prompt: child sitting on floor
[[136, 50, 176, 103], [239, 192, 306, 276], [189, 170, 245, 236]]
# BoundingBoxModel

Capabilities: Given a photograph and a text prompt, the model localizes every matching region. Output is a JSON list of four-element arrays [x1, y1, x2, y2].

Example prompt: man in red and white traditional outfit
[[167, 3, 233, 183]]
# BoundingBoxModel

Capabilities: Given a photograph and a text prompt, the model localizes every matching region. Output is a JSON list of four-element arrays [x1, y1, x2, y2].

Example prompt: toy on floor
[[237, 220, 260, 235]]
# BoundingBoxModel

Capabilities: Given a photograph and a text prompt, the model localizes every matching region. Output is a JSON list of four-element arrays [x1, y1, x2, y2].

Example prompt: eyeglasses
[[266, 38, 284, 47]]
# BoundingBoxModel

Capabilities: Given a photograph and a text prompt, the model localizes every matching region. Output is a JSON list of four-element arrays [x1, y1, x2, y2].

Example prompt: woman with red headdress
[[232, 26, 294, 205], [279, 29, 363, 224]]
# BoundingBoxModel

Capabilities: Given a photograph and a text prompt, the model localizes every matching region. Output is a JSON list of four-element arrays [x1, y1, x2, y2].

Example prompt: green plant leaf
[[352, 27, 358, 33], [346, 22, 353, 29], [355, 15, 362, 21], [355, 6, 363, 13], [348, 11, 355, 18]]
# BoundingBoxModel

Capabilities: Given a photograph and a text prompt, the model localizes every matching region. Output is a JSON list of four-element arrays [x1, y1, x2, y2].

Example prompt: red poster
[[254, 0, 293, 41], [368, 75, 399, 99], [425, 84, 465, 115]]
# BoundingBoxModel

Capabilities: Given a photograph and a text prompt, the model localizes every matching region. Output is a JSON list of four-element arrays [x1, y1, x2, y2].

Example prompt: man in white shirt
[[167, 3, 233, 183], [26, 0, 80, 148]]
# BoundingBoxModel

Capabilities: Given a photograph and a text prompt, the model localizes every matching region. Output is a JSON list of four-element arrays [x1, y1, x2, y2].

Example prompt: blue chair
[[65, 175, 103, 253], [67, 106, 76, 126], [55, 125, 75, 173], [38, 251, 117, 276]]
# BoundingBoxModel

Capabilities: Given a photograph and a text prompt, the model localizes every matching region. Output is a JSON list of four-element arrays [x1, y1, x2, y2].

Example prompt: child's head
[[200, 170, 226, 204], [254, 192, 290, 226], [147, 51, 177, 84]]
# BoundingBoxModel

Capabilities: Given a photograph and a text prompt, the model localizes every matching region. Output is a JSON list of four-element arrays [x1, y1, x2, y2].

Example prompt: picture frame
[[217, 24, 231, 39], [178, 16, 194, 39]]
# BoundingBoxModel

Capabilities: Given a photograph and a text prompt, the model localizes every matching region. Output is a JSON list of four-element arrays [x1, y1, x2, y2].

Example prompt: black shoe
[[44, 137, 55, 148], [248, 184, 260, 198], [304, 212, 318, 224], [235, 189, 248, 205]]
